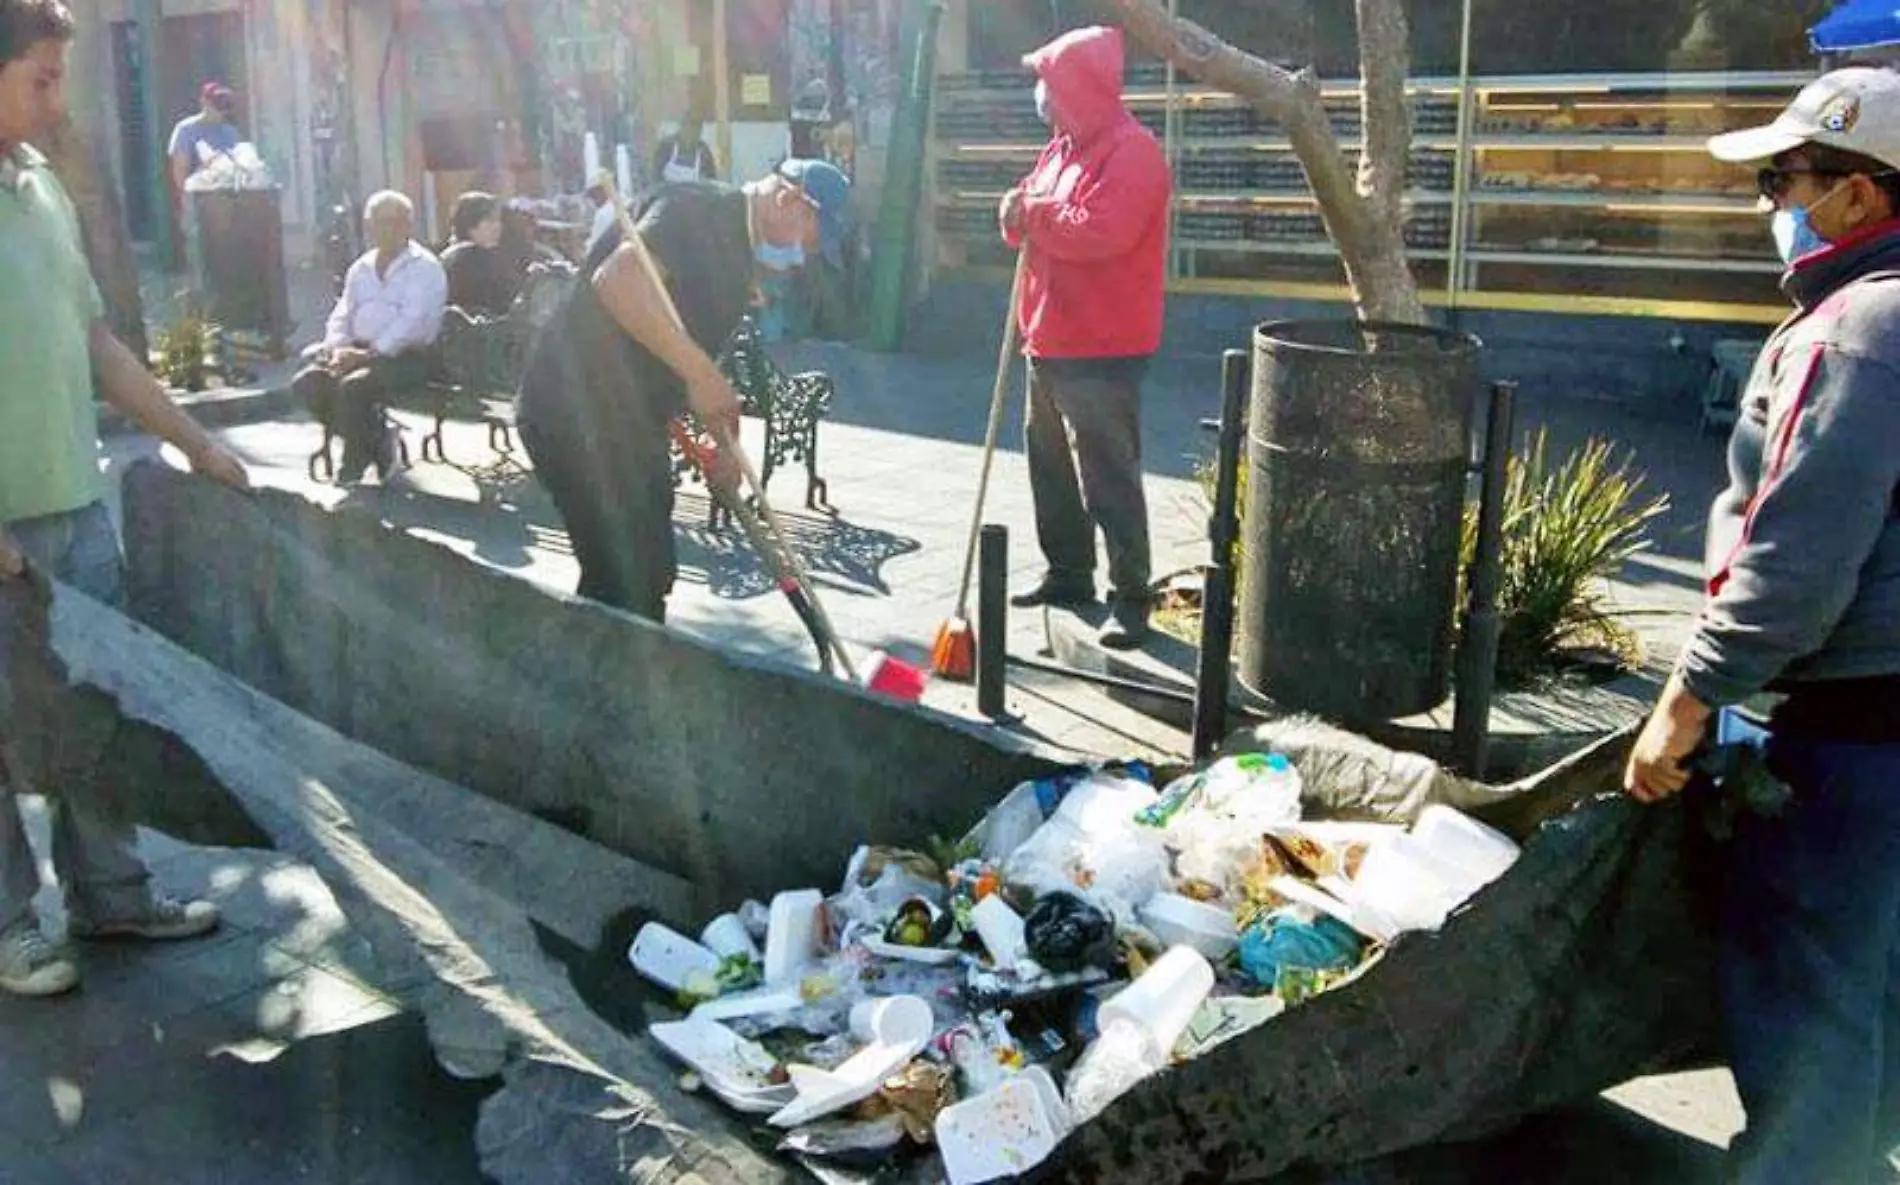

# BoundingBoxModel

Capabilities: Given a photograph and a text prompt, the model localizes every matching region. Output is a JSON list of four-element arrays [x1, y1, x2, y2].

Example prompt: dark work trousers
[[1024, 355, 1154, 603], [293, 350, 434, 475], [1721, 727, 1900, 1184], [518, 409, 677, 622]]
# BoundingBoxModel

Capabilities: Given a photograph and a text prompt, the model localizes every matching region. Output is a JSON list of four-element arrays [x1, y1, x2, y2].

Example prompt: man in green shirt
[[0, 0, 249, 998]]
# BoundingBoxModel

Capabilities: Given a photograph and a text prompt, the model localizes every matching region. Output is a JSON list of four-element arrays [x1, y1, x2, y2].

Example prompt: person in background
[[292, 190, 447, 485], [651, 109, 718, 184], [440, 190, 519, 317], [516, 159, 851, 622], [167, 79, 238, 194], [499, 198, 564, 275], [1624, 68, 1900, 1185], [999, 26, 1173, 650], [0, 0, 250, 998], [165, 80, 239, 273]]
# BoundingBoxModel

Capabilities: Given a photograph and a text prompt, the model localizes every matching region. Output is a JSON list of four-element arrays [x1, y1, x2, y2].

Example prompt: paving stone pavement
[[31, 339, 1737, 1182]]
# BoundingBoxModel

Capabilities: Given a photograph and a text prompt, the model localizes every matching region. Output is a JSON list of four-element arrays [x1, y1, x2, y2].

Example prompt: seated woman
[[440, 191, 520, 317]]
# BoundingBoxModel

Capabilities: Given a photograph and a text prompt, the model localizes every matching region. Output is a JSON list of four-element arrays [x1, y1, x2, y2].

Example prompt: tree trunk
[[1100, 0, 1427, 325], [42, 117, 149, 358]]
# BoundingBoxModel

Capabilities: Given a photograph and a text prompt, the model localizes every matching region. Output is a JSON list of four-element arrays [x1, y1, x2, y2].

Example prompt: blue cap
[[777, 157, 852, 267]]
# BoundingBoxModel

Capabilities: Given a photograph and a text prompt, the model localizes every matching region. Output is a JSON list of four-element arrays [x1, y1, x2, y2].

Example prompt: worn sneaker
[[69, 894, 220, 943], [0, 918, 79, 997]]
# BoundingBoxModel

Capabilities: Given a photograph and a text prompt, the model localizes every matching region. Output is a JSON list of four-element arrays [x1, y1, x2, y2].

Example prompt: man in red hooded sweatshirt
[[1000, 25, 1173, 650]]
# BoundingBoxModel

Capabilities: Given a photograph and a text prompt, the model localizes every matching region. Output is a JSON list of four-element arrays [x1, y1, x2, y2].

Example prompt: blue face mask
[[1772, 181, 1849, 267], [1773, 206, 1828, 267], [1034, 79, 1051, 125], [756, 240, 806, 272]]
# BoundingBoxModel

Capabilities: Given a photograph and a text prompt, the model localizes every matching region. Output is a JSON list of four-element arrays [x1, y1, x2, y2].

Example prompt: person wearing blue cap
[[515, 159, 851, 622]]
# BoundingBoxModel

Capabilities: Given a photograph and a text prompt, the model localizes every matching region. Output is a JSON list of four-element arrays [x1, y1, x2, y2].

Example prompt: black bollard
[[977, 524, 1009, 719], [1452, 380, 1519, 777], [1193, 350, 1251, 761]]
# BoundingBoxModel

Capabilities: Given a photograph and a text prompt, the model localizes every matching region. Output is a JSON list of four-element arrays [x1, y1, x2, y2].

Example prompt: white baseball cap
[[1709, 68, 1900, 171]]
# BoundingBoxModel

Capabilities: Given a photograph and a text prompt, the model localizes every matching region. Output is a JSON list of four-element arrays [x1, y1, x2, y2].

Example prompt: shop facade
[[930, 0, 1834, 332]]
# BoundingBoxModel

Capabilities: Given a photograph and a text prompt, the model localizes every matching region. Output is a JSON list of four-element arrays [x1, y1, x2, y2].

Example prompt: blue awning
[[1813, 0, 1900, 52]]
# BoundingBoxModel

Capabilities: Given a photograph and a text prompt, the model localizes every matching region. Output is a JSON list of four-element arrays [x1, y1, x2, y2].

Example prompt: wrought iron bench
[[425, 287, 835, 517]]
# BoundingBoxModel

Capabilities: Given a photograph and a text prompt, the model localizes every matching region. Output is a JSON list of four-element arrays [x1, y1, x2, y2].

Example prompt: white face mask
[[757, 240, 806, 272], [1034, 79, 1052, 125]]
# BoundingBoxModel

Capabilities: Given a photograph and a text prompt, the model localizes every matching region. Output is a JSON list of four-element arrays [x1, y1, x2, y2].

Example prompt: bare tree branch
[[1355, 0, 1414, 230], [1097, 0, 1427, 325]]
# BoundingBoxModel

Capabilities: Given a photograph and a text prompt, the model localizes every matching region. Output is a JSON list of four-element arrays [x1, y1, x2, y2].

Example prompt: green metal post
[[862, 0, 944, 352], [133, 0, 174, 268]]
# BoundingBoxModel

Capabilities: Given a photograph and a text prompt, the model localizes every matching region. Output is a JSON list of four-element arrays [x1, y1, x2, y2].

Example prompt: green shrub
[[1462, 429, 1669, 685]]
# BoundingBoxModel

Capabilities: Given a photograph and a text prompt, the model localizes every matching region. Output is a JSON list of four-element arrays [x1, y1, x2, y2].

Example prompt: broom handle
[[605, 184, 859, 682], [952, 250, 1028, 618]]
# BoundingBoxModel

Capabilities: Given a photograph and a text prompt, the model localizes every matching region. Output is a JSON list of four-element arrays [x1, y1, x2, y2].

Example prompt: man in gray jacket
[[1625, 68, 1900, 1183]]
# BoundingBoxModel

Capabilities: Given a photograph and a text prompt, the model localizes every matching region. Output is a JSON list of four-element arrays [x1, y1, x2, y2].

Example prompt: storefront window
[[934, 0, 1828, 322]]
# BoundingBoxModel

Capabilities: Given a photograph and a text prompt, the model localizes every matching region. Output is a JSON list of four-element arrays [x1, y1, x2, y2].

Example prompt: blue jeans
[[0, 501, 150, 932], [1722, 723, 1900, 1183]]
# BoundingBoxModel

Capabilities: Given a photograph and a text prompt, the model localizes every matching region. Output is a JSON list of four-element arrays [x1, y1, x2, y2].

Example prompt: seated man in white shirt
[[293, 190, 448, 483]]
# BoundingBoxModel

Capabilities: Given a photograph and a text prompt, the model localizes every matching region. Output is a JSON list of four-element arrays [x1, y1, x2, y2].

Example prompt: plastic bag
[[1165, 754, 1305, 904], [829, 846, 946, 933], [1005, 773, 1169, 922], [1235, 907, 1366, 996], [1023, 892, 1118, 974]]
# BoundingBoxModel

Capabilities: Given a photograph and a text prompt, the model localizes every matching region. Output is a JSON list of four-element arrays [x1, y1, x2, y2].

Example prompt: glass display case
[[930, 64, 1812, 324]]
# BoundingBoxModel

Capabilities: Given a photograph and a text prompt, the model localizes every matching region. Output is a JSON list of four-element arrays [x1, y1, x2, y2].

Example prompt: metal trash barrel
[[1237, 320, 1481, 721]]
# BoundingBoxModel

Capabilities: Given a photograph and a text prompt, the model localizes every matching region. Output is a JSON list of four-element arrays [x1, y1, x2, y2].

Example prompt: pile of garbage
[[630, 753, 1523, 1182], [182, 141, 276, 192]]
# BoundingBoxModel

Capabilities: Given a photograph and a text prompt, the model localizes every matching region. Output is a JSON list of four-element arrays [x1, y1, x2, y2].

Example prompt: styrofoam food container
[[860, 935, 963, 965], [1411, 805, 1520, 888], [971, 893, 1030, 971], [689, 987, 806, 1025], [936, 1066, 1069, 1184], [768, 995, 935, 1128], [1139, 893, 1239, 961], [1347, 834, 1473, 936], [763, 889, 826, 985], [628, 922, 721, 992], [1097, 946, 1216, 1053], [648, 1019, 794, 1115]]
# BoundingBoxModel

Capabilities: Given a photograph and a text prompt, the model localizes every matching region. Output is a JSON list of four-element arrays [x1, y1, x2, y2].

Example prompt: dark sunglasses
[[1757, 166, 1897, 202]]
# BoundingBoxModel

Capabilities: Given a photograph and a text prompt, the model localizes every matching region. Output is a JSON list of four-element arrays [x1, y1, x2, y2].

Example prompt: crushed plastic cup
[[1064, 1017, 1167, 1125], [1410, 805, 1520, 888], [935, 1066, 1070, 1184], [628, 922, 722, 992], [763, 889, 826, 985], [700, 913, 762, 963], [862, 650, 928, 703], [1138, 893, 1240, 962], [1096, 945, 1216, 1055], [768, 995, 935, 1128]]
